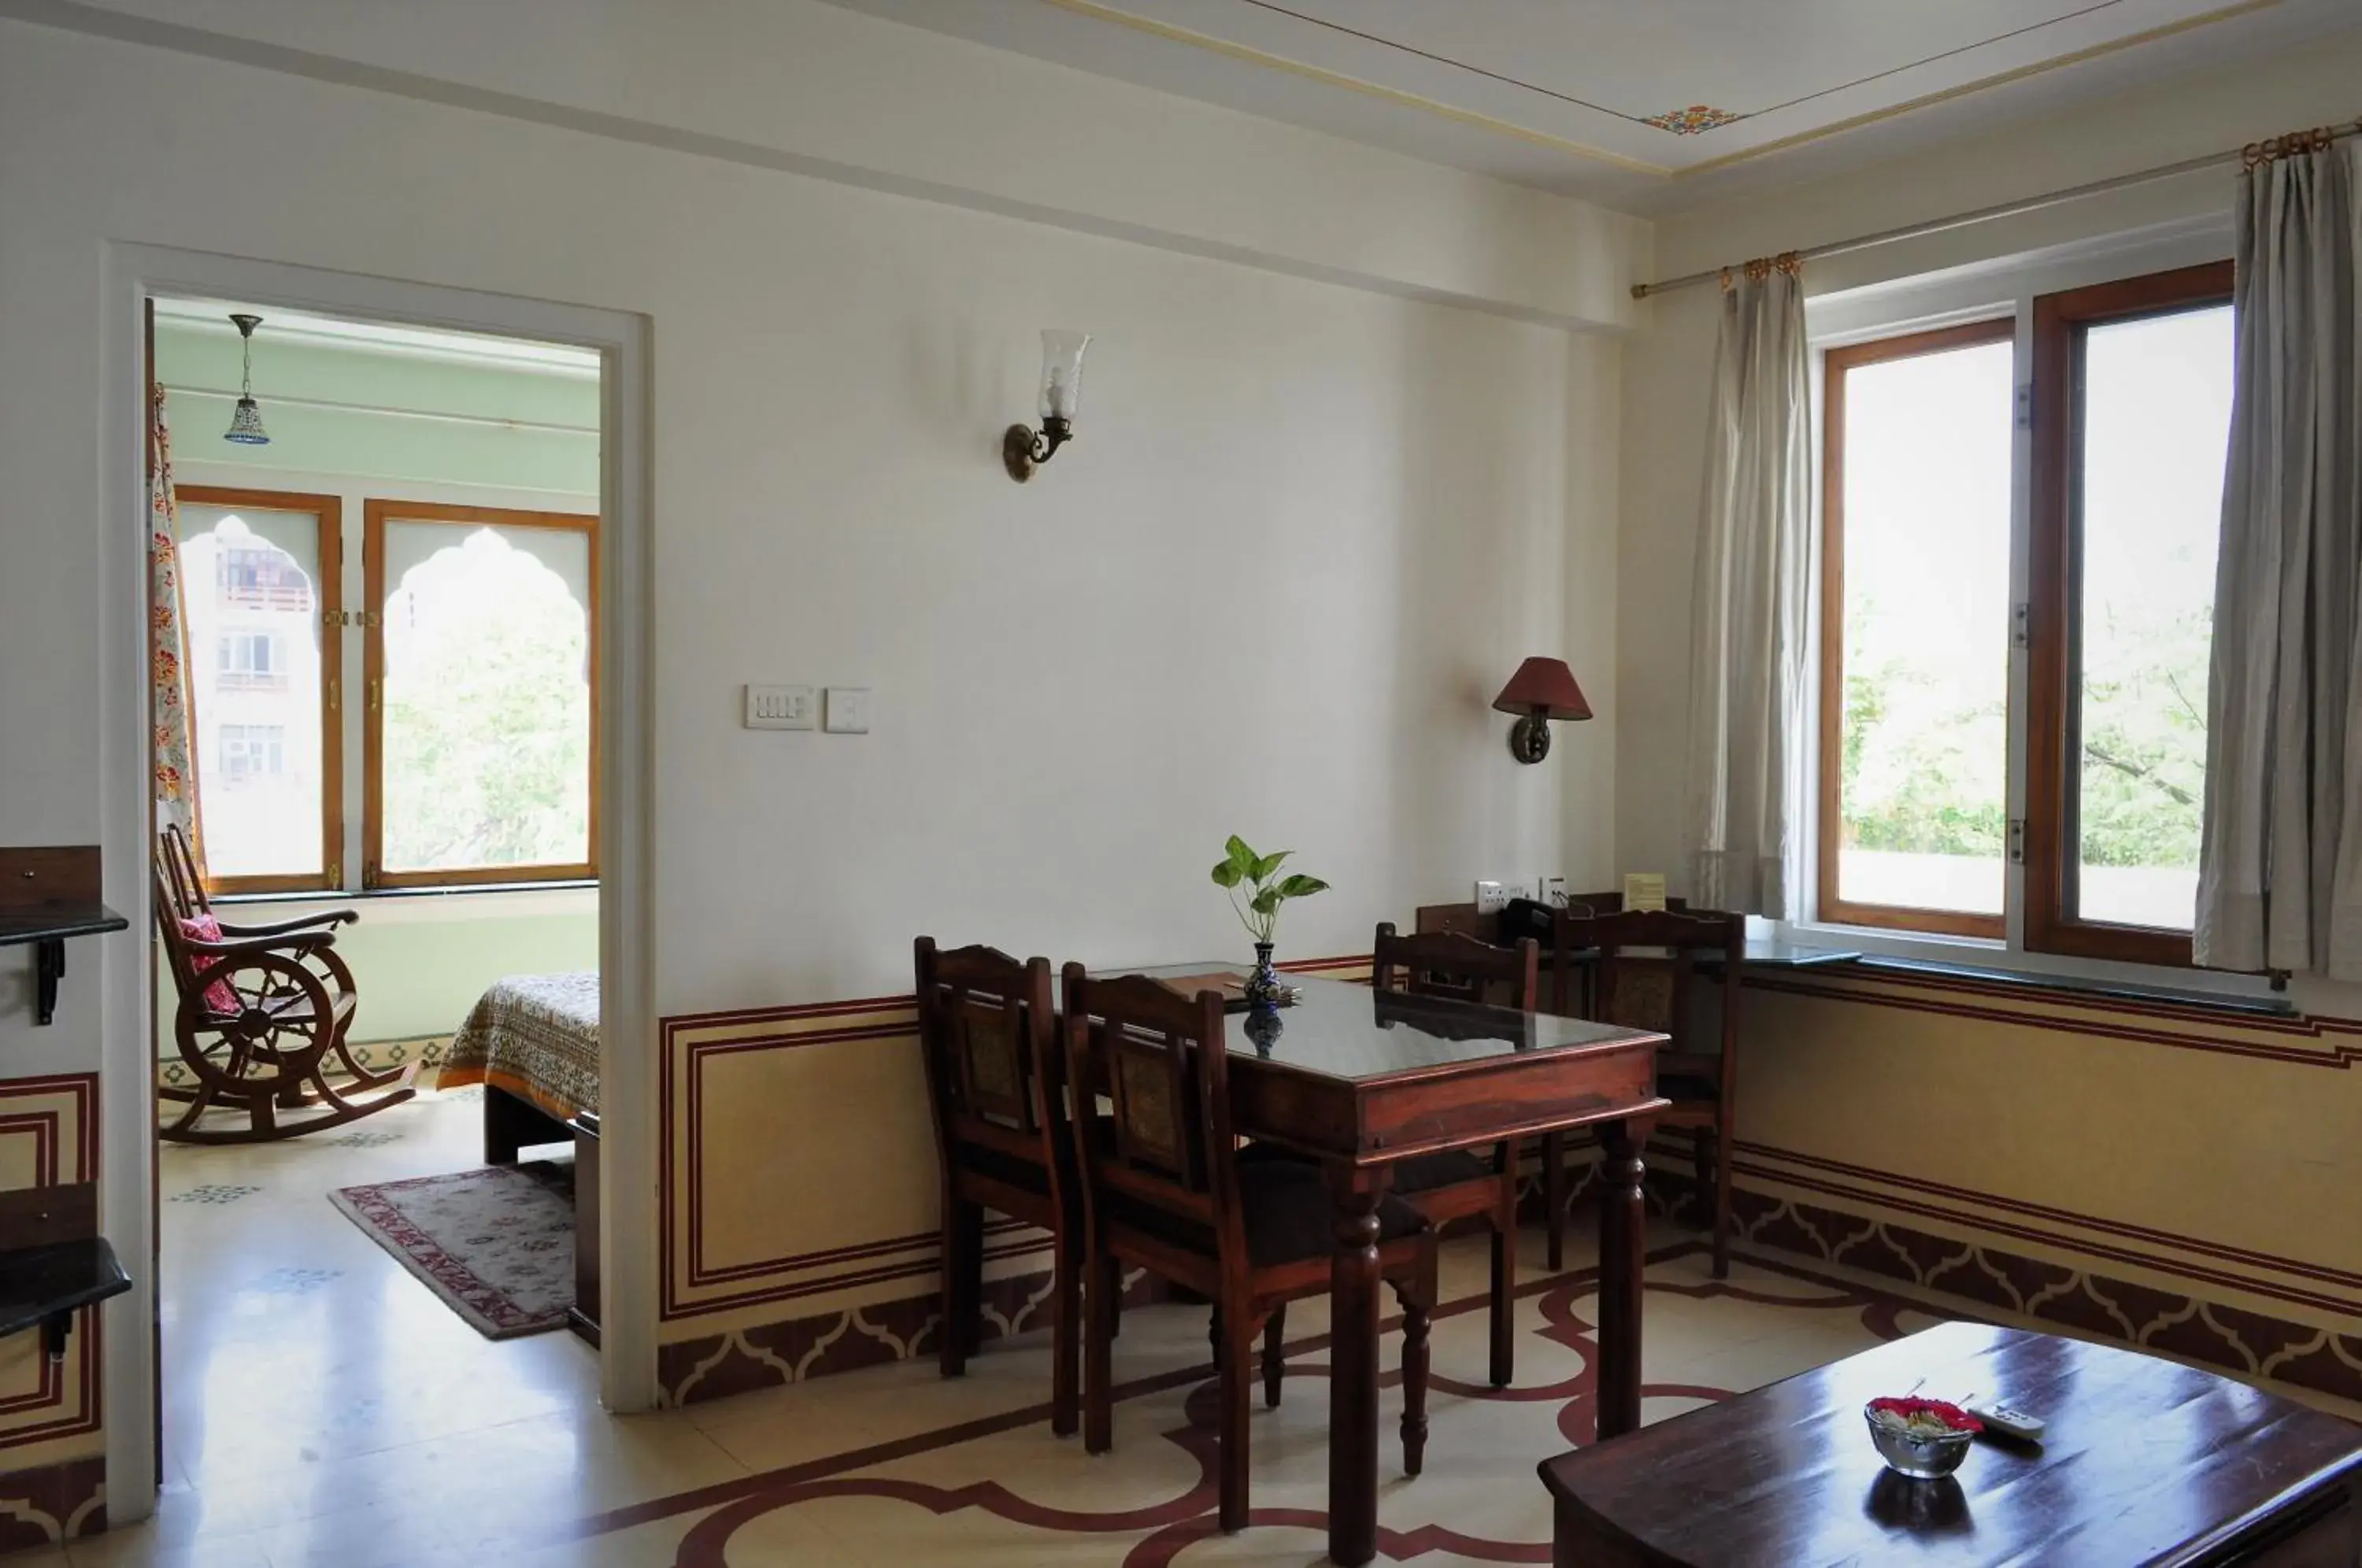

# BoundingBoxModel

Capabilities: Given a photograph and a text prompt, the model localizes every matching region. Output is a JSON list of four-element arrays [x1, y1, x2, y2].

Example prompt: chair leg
[[939, 1194, 981, 1378], [1395, 1271, 1432, 1478], [1262, 1303, 1287, 1408], [1692, 1126, 1713, 1230], [1489, 1156, 1516, 1389], [1713, 1121, 1734, 1281], [1050, 1231, 1080, 1438], [1544, 1130, 1568, 1273], [1218, 1308, 1256, 1533], [1083, 1249, 1116, 1455]]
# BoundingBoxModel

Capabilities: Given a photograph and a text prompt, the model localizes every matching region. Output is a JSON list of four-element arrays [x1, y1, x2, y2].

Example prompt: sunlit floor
[[44, 1096, 2362, 1566]]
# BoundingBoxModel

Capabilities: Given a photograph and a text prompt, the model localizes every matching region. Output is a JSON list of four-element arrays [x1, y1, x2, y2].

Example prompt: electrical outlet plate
[[745, 684, 816, 730], [1475, 880, 1508, 914], [1541, 875, 1568, 908], [824, 686, 872, 734], [1500, 880, 1536, 906]]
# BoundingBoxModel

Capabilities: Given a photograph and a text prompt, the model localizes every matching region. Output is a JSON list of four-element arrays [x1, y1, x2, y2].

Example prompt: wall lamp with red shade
[[1493, 657, 1592, 764]]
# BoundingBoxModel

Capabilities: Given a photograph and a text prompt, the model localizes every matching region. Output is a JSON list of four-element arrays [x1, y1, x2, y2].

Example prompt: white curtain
[[2195, 138, 2361, 976], [1686, 261, 1811, 918]]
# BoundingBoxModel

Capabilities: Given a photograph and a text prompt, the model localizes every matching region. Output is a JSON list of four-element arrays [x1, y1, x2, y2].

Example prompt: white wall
[[1613, 29, 2362, 894], [0, 4, 1630, 1485], [31, 0, 1649, 332]]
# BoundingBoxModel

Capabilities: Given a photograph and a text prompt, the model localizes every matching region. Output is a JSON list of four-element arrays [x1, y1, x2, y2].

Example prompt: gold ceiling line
[[1674, 0, 2282, 179], [1033, 0, 1673, 177], [1034, 0, 2281, 187]]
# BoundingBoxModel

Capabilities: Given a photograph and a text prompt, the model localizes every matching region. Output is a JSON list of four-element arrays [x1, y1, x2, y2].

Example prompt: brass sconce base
[[1003, 424, 1042, 483], [1508, 712, 1553, 764], [1002, 416, 1073, 483]]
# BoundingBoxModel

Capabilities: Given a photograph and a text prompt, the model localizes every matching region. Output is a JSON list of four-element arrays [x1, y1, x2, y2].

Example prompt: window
[[176, 487, 342, 893], [174, 487, 596, 894], [2026, 262, 2234, 966], [1817, 261, 2236, 967], [363, 501, 596, 888], [1819, 320, 2016, 936]]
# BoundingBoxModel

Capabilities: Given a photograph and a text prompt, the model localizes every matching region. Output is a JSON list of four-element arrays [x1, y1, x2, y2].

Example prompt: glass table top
[[1102, 966, 1659, 1083]]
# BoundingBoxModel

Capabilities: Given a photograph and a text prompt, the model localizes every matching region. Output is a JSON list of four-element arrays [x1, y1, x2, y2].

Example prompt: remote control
[[1967, 1401, 2045, 1441]]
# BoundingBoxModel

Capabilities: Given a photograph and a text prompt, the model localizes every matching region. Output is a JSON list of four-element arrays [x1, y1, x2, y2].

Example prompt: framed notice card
[[1622, 873, 1667, 912]]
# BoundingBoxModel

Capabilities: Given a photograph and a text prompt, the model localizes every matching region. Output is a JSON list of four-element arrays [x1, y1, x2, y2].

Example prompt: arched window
[[174, 490, 339, 888], [367, 507, 595, 883]]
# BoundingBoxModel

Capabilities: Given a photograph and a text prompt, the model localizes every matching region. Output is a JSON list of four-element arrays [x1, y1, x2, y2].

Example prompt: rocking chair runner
[[153, 825, 416, 1144]]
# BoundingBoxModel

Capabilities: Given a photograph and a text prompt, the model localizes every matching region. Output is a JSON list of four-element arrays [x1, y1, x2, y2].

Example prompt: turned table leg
[[1326, 1162, 1390, 1568], [1594, 1116, 1650, 1443]]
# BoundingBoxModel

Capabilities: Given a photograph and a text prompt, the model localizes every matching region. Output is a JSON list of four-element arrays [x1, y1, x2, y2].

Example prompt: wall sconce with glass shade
[[223, 312, 270, 446], [1493, 656, 1591, 763], [1003, 330, 1090, 482]]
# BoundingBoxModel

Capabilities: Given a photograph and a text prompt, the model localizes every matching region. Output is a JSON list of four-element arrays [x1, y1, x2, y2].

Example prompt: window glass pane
[[1834, 338, 2015, 917], [379, 520, 591, 875], [178, 503, 325, 880], [2071, 305, 2231, 930]]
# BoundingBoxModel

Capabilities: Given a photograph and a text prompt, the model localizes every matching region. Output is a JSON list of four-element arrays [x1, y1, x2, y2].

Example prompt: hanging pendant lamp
[[224, 312, 271, 446]]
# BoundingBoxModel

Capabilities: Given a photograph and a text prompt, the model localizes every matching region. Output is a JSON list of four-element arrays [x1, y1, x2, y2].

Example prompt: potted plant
[[1210, 835, 1328, 1009]]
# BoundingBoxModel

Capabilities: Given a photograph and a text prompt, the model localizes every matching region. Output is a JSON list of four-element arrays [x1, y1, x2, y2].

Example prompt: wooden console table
[[1540, 1322, 2362, 1566]]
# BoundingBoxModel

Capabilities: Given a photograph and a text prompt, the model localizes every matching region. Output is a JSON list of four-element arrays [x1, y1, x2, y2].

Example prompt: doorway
[[101, 248, 654, 1528]]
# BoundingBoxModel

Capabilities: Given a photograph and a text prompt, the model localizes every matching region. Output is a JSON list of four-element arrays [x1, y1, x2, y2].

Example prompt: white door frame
[[98, 243, 657, 1520]]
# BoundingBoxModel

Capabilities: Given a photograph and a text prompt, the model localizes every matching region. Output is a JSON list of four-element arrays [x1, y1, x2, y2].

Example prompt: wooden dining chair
[[913, 937, 1081, 1438], [1367, 922, 1538, 1388], [154, 823, 416, 1143], [1546, 901, 1745, 1278], [1061, 967, 1437, 1534]]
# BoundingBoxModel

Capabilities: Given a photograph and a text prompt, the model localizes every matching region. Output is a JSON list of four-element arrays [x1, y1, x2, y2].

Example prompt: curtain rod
[[1631, 118, 2362, 300]]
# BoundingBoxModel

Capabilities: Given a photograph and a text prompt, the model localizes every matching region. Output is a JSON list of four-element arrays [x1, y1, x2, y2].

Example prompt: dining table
[[1113, 965, 1670, 1567]]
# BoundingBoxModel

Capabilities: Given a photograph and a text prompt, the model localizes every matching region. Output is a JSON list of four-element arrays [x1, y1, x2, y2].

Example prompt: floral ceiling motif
[[1642, 103, 1742, 135]]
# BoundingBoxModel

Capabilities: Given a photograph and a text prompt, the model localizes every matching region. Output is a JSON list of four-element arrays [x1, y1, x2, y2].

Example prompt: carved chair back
[[1059, 970, 1246, 1268], [913, 938, 1068, 1186], [1371, 923, 1541, 1014]]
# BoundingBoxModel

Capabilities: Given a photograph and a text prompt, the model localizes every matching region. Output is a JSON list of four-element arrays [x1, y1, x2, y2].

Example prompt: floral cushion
[[177, 915, 242, 1015]]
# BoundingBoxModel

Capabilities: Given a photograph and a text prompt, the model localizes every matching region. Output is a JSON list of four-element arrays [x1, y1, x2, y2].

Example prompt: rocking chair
[[154, 824, 416, 1144]]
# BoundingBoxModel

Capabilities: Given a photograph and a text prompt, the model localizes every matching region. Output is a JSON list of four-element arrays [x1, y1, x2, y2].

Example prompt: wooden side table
[[1540, 1322, 2362, 1566]]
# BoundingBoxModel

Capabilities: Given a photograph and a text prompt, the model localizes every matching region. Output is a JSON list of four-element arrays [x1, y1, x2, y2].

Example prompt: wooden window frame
[[2023, 261, 2234, 968], [1816, 317, 2017, 939], [361, 499, 600, 890], [176, 484, 345, 896]]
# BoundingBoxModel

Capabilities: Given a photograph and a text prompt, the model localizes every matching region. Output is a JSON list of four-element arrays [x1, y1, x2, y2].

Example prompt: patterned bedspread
[[438, 971, 600, 1121]]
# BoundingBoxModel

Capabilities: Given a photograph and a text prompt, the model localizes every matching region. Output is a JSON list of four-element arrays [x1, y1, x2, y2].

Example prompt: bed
[[439, 971, 604, 1341], [439, 970, 600, 1158]]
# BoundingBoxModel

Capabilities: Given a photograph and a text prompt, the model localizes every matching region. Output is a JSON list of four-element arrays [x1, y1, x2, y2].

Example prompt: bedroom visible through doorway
[[146, 295, 610, 1540]]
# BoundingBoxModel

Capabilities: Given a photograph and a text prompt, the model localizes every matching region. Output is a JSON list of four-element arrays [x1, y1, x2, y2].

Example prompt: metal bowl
[[1864, 1407, 1975, 1480]]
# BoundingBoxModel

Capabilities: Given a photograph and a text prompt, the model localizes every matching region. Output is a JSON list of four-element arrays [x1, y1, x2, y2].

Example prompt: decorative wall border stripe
[[0, 1075, 101, 1455], [1737, 1138, 2362, 1300], [1743, 969, 2362, 1068], [0, 1455, 105, 1553]]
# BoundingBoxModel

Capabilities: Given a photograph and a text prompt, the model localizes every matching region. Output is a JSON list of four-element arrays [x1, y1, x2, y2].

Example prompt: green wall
[[157, 903, 597, 1046], [154, 316, 599, 493]]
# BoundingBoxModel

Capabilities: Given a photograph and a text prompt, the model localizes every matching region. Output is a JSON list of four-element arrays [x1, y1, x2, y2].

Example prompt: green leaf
[[1275, 875, 1328, 898], [1224, 836, 1259, 878], [1211, 861, 1242, 887], [1249, 889, 1282, 915], [1251, 850, 1290, 882]]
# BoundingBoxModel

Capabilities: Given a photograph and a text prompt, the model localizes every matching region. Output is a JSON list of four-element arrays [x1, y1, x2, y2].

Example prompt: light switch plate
[[824, 686, 872, 734], [744, 684, 816, 730]]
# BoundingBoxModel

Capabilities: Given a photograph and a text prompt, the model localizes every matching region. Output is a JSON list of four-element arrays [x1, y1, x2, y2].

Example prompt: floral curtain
[[2194, 134, 2360, 977], [1685, 255, 1812, 919], [150, 383, 206, 879]]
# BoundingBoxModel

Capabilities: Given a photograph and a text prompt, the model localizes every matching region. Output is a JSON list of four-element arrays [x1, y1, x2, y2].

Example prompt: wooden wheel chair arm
[[159, 932, 415, 1146], [213, 908, 358, 938]]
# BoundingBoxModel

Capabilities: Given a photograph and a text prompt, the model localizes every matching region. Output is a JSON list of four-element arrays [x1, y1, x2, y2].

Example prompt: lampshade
[[1038, 330, 1089, 423], [1492, 657, 1591, 720]]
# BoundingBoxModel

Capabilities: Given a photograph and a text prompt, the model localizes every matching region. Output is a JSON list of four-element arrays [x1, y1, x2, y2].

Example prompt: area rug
[[329, 1161, 574, 1338]]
